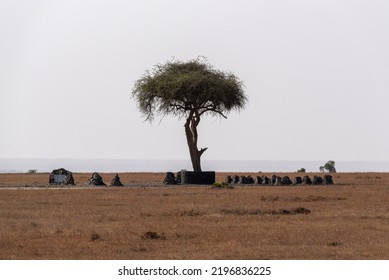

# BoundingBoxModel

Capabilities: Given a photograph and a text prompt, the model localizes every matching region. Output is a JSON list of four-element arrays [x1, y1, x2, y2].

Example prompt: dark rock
[[246, 175, 254, 184], [163, 172, 177, 185], [281, 176, 293, 185], [312, 176, 323, 185], [274, 176, 283, 185], [239, 175, 254, 185], [239, 176, 247, 184], [48, 168, 75, 185], [324, 174, 334, 185], [238, 175, 254, 184], [261, 176, 271, 185], [294, 176, 303, 185], [271, 174, 277, 185], [176, 171, 182, 184], [303, 175, 312, 185], [88, 172, 105, 186], [110, 173, 123, 186], [225, 175, 233, 184], [232, 175, 240, 184], [256, 176, 263, 184]]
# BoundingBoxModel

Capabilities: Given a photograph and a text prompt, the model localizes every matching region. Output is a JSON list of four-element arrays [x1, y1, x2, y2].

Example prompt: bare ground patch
[[260, 195, 347, 202]]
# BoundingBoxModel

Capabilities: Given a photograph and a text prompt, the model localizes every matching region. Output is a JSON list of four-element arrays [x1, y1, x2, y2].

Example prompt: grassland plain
[[0, 172, 388, 260]]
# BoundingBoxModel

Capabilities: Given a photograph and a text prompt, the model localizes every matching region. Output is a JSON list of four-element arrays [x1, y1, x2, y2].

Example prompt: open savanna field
[[0, 172, 388, 260]]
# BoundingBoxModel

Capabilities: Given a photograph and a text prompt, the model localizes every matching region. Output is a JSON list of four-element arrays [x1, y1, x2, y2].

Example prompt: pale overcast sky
[[1, 0, 388, 161]]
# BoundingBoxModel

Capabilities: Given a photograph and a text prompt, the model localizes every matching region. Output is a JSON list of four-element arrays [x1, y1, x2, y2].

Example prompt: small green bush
[[320, 160, 336, 173]]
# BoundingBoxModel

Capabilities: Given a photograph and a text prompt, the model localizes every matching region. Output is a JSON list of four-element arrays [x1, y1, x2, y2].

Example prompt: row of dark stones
[[225, 174, 334, 185], [48, 169, 123, 186], [87, 172, 124, 186]]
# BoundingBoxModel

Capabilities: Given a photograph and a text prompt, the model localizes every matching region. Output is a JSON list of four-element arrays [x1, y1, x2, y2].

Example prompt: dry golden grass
[[0, 172, 388, 260]]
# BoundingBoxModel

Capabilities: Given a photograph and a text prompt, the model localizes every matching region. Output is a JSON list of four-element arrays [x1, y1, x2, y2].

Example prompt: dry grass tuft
[[141, 232, 166, 240], [90, 233, 100, 241], [165, 209, 205, 217], [328, 241, 343, 247], [220, 207, 311, 216]]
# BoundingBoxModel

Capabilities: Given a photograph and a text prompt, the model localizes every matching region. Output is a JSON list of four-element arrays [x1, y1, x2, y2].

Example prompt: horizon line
[[1, 158, 389, 162]]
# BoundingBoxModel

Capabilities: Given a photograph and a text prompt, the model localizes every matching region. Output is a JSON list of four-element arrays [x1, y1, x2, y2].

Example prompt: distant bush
[[27, 169, 37, 174], [297, 168, 306, 173], [320, 160, 336, 173]]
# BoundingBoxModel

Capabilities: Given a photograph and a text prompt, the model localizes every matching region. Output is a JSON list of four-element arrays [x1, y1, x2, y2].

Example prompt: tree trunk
[[184, 110, 207, 172]]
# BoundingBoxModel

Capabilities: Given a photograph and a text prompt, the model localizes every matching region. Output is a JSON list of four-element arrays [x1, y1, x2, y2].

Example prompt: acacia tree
[[132, 58, 247, 172]]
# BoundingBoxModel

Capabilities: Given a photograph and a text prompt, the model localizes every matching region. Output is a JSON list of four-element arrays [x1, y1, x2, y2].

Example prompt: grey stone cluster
[[163, 172, 178, 185], [225, 175, 255, 184], [225, 174, 334, 186], [48, 168, 75, 185], [110, 173, 124, 186], [47, 171, 126, 187], [87, 172, 106, 186]]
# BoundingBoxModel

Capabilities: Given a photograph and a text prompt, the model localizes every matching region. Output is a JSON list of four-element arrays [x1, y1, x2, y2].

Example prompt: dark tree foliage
[[132, 58, 247, 172], [320, 160, 336, 173]]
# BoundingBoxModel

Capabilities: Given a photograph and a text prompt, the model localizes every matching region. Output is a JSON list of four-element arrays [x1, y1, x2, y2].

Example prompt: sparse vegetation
[[0, 172, 388, 259], [297, 168, 306, 173], [27, 169, 37, 174], [320, 160, 336, 173]]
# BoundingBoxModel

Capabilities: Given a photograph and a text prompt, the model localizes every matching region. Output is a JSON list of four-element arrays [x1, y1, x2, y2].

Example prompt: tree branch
[[198, 107, 228, 119], [169, 103, 186, 111], [199, 147, 208, 156]]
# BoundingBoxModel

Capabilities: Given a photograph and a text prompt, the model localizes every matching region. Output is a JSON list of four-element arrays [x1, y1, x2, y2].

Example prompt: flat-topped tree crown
[[132, 58, 247, 172]]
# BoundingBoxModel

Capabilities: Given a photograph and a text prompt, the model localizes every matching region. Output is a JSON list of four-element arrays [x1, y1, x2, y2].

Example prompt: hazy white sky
[[1, 0, 388, 161]]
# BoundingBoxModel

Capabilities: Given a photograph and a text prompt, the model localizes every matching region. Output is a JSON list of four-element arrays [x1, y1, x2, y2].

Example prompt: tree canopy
[[320, 160, 336, 173], [132, 58, 247, 172], [133, 58, 247, 121]]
